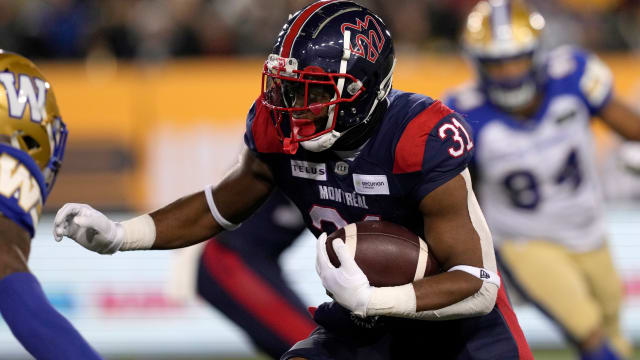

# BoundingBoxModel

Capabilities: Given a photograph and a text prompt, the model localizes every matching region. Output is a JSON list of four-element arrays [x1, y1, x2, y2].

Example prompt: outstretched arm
[[54, 146, 275, 252], [598, 96, 640, 141], [0, 216, 103, 359], [151, 147, 274, 249]]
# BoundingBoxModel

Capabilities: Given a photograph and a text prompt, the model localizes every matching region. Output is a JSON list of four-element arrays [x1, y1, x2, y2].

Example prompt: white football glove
[[315, 232, 373, 317], [53, 203, 124, 254]]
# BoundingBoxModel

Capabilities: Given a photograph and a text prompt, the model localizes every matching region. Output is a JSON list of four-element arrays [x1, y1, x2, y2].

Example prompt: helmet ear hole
[[22, 135, 40, 150]]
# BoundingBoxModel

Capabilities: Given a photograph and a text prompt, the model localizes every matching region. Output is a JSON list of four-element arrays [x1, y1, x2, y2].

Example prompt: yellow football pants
[[499, 240, 631, 358]]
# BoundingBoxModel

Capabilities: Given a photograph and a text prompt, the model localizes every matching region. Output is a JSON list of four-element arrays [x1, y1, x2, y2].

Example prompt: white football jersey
[[445, 47, 613, 252]]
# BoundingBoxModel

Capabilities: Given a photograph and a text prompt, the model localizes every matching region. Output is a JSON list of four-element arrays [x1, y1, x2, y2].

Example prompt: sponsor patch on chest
[[291, 160, 327, 181], [353, 174, 389, 195]]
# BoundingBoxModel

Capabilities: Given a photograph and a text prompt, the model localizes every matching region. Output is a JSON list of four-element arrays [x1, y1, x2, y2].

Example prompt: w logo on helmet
[[0, 73, 48, 123], [341, 15, 386, 63]]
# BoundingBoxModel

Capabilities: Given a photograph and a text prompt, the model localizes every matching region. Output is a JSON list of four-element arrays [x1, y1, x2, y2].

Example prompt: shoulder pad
[[393, 100, 454, 174], [244, 96, 284, 154], [545, 46, 613, 113]]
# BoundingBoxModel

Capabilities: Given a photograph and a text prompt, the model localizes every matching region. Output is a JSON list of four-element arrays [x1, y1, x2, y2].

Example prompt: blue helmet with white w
[[262, 0, 395, 154]]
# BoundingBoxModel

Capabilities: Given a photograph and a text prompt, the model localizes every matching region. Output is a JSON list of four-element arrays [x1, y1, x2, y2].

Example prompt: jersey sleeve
[[244, 96, 285, 154], [577, 52, 613, 114], [0, 145, 46, 237], [392, 101, 474, 203], [548, 47, 613, 115]]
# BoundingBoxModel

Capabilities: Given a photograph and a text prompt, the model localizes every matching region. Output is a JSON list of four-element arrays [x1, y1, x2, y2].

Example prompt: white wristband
[[448, 265, 501, 288], [205, 184, 240, 231], [119, 214, 156, 251], [366, 283, 416, 317]]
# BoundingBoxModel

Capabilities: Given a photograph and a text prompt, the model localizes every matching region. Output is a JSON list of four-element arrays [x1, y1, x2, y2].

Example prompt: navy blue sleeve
[[243, 100, 259, 152], [0, 144, 46, 237], [0, 273, 103, 360], [410, 112, 474, 202]]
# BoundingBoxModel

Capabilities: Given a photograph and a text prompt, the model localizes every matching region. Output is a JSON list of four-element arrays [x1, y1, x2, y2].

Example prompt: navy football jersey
[[245, 89, 474, 238], [0, 144, 46, 237]]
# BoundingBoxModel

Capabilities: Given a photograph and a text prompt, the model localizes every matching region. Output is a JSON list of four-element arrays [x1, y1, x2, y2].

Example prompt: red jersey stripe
[[251, 97, 285, 153], [496, 275, 534, 360], [393, 100, 453, 174], [202, 241, 316, 344]]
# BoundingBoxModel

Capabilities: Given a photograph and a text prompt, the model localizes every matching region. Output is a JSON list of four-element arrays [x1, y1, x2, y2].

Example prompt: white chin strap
[[488, 80, 536, 111], [301, 130, 342, 152]]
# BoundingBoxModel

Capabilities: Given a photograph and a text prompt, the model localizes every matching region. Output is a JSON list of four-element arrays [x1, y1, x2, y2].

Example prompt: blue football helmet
[[262, 0, 395, 154], [462, 0, 546, 111]]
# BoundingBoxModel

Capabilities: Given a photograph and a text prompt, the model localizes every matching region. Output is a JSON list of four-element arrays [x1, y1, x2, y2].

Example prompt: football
[[326, 220, 440, 287]]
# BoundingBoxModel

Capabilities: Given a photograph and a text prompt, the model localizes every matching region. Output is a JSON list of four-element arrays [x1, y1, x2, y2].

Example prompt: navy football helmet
[[262, 0, 395, 154]]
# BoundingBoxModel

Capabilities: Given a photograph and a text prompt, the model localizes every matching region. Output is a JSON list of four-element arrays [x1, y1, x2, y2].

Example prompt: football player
[[197, 190, 315, 359], [444, 1, 640, 359], [53, 1, 532, 359], [0, 51, 102, 359]]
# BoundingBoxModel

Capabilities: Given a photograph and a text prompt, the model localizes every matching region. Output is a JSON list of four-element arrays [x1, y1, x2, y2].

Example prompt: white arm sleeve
[[366, 169, 500, 320]]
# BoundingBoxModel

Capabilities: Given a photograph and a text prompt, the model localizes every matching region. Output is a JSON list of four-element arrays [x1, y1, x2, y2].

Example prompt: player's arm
[[362, 169, 498, 319], [0, 218, 103, 360], [318, 169, 498, 320], [412, 170, 489, 311], [53, 146, 275, 252], [0, 147, 102, 359], [150, 147, 274, 249], [598, 97, 640, 141], [577, 52, 640, 140]]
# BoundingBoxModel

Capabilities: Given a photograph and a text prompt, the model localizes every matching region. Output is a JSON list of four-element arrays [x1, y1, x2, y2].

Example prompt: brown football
[[326, 220, 440, 287]]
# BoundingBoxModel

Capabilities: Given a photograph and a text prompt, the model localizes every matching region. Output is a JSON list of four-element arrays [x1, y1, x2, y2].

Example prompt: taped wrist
[[119, 214, 156, 250], [366, 283, 416, 317]]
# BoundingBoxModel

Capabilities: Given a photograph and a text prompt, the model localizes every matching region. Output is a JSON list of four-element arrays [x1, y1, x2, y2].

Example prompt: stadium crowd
[[0, 0, 639, 61]]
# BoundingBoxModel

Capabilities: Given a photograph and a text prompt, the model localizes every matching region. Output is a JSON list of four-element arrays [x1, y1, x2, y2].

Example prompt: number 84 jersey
[[445, 47, 611, 252]]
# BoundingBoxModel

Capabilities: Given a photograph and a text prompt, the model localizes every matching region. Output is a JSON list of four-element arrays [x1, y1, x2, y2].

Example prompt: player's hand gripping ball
[[326, 221, 440, 287], [315, 221, 440, 316]]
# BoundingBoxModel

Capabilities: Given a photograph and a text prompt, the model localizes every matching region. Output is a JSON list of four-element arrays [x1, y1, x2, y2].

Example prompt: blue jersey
[[245, 89, 474, 238], [0, 144, 46, 238], [444, 46, 613, 251]]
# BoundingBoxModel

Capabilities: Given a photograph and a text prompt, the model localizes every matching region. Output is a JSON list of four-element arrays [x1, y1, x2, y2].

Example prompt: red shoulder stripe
[[393, 100, 453, 174], [252, 97, 284, 153], [280, 1, 334, 58]]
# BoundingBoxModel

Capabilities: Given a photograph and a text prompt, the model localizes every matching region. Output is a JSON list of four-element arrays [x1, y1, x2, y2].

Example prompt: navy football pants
[[197, 239, 316, 359]]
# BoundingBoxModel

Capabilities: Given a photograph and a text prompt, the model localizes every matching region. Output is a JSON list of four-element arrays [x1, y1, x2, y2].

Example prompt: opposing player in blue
[[445, 1, 640, 359], [53, 1, 532, 358], [0, 51, 102, 359], [197, 190, 315, 359]]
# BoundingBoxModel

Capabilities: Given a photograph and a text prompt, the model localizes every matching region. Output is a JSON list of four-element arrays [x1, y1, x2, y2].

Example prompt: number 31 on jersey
[[438, 117, 473, 157]]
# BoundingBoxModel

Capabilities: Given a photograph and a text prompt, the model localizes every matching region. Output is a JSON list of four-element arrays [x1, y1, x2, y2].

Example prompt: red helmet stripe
[[280, 0, 336, 58]]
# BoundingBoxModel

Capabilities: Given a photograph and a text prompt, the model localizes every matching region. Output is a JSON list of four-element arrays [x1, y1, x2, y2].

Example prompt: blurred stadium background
[[1, 0, 640, 359]]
